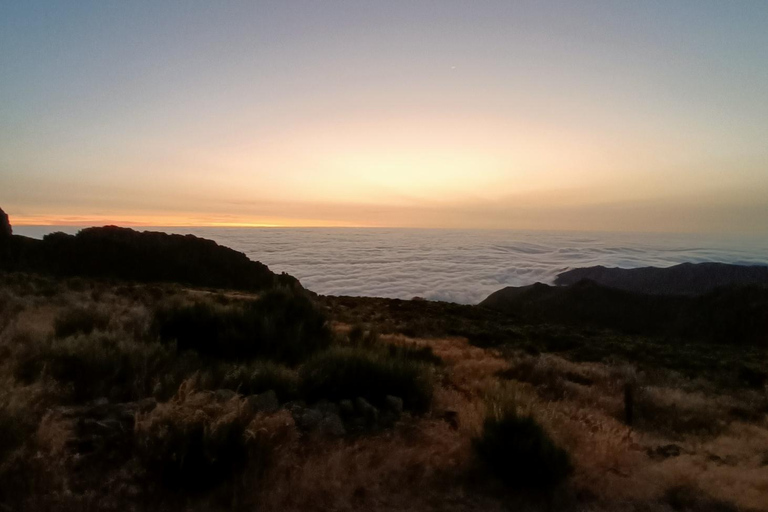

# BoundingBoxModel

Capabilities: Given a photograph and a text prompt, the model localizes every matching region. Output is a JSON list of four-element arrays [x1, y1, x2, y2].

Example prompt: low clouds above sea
[[16, 226, 768, 305], [196, 228, 768, 305]]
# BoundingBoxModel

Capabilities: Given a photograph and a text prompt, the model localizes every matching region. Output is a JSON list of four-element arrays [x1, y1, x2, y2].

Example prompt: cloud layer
[[16, 226, 768, 304]]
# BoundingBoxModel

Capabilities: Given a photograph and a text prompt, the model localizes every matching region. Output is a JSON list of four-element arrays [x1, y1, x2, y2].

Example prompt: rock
[[294, 408, 323, 431], [318, 413, 346, 437], [214, 389, 237, 402], [338, 399, 354, 416], [355, 397, 378, 425], [314, 400, 340, 416], [246, 390, 279, 413], [91, 397, 110, 407], [384, 395, 404, 415], [0, 207, 10, 238]]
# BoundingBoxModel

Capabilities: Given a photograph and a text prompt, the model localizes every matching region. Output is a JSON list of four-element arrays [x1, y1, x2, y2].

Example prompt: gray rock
[[246, 390, 279, 413], [338, 399, 354, 416], [314, 400, 340, 416], [384, 395, 404, 415], [214, 389, 237, 402], [355, 397, 378, 425], [294, 408, 323, 431], [318, 413, 346, 437]]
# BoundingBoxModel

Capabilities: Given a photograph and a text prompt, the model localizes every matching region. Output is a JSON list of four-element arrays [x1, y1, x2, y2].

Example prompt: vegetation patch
[[300, 346, 434, 413], [15, 332, 175, 403], [135, 386, 295, 491], [473, 403, 572, 489], [53, 305, 111, 338], [153, 289, 331, 364]]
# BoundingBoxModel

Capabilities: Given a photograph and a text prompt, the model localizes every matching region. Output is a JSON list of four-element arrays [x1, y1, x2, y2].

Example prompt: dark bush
[[154, 290, 331, 364], [15, 333, 175, 402], [134, 392, 292, 491], [386, 342, 443, 366], [299, 346, 434, 413], [54, 306, 111, 338], [473, 407, 572, 489], [209, 361, 299, 401]]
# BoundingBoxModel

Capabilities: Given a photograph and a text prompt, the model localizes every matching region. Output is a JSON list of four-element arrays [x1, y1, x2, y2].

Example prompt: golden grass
[[1, 278, 766, 511]]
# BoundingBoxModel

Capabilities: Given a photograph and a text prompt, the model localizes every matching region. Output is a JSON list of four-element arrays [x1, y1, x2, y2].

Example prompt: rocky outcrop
[[555, 262, 768, 296], [0, 207, 10, 238], [0, 208, 303, 293]]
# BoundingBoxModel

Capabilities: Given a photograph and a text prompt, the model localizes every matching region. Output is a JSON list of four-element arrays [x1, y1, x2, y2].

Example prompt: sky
[[1, 1, 767, 232]]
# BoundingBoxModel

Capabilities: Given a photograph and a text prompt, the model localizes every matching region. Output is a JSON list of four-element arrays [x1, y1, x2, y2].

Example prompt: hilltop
[[555, 262, 768, 295], [0, 209, 300, 293]]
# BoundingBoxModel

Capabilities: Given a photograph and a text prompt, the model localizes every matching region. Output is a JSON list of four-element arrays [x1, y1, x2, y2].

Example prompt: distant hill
[[555, 262, 768, 296], [0, 210, 301, 292], [480, 280, 768, 347]]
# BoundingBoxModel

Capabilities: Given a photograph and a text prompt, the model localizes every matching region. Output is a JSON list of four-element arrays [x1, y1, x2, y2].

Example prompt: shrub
[[15, 332, 175, 402], [53, 306, 111, 338], [473, 405, 572, 489], [216, 361, 299, 401], [386, 342, 443, 366], [134, 386, 295, 491], [153, 290, 331, 364], [299, 346, 434, 413]]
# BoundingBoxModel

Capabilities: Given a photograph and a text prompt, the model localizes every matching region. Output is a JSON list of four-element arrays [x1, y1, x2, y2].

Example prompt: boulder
[[318, 412, 346, 437], [293, 408, 323, 431], [246, 390, 279, 413], [214, 389, 238, 402], [355, 397, 379, 425], [0, 207, 10, 238], [384, 395, 404, 415], [338, 399, 354, 416]]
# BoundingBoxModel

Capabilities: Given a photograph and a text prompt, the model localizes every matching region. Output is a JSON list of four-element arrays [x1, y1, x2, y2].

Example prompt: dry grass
[[0, 275, 767, 511]]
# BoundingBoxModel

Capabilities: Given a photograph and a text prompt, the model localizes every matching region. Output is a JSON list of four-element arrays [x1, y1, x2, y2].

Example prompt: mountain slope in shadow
[[0, 208, 300, 292], [555, 262, 768, 296]]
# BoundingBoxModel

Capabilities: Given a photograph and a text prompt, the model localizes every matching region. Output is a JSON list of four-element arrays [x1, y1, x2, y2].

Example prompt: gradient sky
[[2, 1, 767, 232]]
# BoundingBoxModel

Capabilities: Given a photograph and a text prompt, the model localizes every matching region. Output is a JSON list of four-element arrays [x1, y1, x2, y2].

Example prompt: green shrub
[[53, 306, 110, 338], [154, 290, 331, 364], [300, 346, 434, 413], [473, 406, 572, 489], [134, 390, 292, 491], [15, 333, 175, 402], [216, 361, 299, 401]]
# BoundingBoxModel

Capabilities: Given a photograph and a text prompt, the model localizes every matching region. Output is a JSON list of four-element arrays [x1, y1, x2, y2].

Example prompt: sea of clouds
[[17, 226, 768, 304]]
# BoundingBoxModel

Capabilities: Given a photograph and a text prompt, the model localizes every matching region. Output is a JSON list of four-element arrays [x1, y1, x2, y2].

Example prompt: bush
[[300, 346, 434, 413], [386, 342, 443, 366], [216, 361, 299, 401], [54, 306, 111, 338], [134, 387, 295, 491], [154, 290, 331, 364], [473, 406, 572, 489], [15, 332, 175, 402]]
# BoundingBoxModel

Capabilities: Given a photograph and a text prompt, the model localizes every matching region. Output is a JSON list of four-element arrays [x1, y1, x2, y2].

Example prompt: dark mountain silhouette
[[0, 210, 300, 292], [480, 280, 768, 347], [0, 208, 11, 238], [555, 262, 768, 296]]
